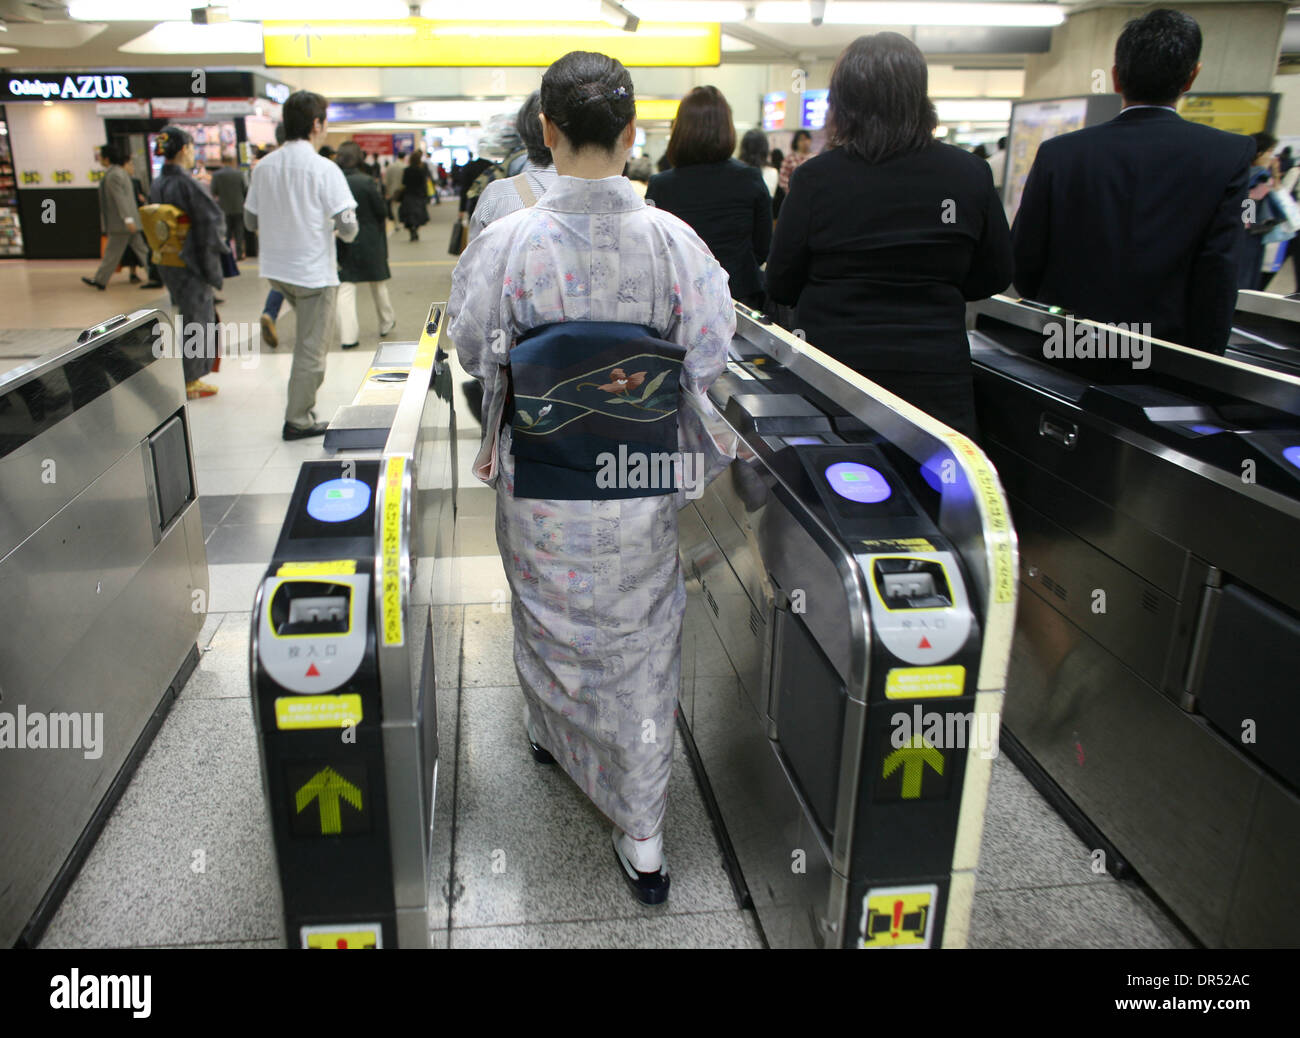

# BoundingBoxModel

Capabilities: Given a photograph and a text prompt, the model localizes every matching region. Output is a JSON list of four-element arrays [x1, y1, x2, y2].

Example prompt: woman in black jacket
[[336, 141, 396, 348], [149, 125, 227, 399], [646, 86, 771, 310], [765, 33, 1012, 439], [399, 150, 432, 241]]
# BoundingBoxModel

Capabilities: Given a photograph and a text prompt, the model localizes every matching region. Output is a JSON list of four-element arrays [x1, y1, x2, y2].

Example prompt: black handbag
[[448, 218, 466, 256]]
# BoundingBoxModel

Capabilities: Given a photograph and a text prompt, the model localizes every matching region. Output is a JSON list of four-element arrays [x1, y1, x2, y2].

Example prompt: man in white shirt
[[244, 91, 359, 439], [987, 135, 1007, 193]]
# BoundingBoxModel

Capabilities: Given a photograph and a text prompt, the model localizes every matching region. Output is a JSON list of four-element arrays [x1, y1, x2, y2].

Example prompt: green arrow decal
[[881, 736, 945, 799], [295, 766, 363, 834]]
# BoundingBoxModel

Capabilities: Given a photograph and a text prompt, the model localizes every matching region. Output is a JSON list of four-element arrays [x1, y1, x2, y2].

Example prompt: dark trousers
[[224, 212, 245, 260]]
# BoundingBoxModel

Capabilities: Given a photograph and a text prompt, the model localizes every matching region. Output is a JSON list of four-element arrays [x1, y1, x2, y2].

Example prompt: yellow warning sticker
[[415, 320, 438, 367], [275, 694, 363, 730], [885, 665, 966, 699], [381, 457, 405, 646], [942, 434, 1015, 604], [276, 559, 357, 576], [860, 885, 938, 948], [302, 927, 381, 950], [861, 538, 936, 553]]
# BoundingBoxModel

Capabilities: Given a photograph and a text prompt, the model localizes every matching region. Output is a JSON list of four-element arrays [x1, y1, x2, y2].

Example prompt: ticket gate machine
[[678, 305, 1017, 948], [1229, 289, 1300, 375], [250, 305, 456, 949], [970, 295, 1300, 947], [0, 310, 208, 947]]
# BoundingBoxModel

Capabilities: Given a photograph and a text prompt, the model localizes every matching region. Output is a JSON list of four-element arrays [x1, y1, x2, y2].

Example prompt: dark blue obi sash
[[505, 321, 683, 500]]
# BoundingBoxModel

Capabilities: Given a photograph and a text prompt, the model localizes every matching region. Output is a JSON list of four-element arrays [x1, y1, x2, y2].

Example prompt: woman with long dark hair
[[449, 50, 735, 905], [646, 86, 771, 309], [148, 125, 226, 399], [765, 33, 1012, 438]]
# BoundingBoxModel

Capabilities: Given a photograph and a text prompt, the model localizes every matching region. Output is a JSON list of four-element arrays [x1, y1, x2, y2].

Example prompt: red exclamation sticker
[[892, 899, 903, 938]]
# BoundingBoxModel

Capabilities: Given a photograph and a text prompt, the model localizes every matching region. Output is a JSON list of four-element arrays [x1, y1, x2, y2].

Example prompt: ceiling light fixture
[[752, 2, 1064, 27], [601, 0, 639, 32], [623, 1, 747, 18]]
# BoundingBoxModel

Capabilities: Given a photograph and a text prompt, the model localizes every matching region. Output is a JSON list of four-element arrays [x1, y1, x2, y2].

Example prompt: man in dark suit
[[1012, 9, 1255, 354]]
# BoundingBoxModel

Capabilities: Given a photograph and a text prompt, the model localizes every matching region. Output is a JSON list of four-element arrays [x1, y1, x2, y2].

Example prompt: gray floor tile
[[204, 524, 283, 566], [222, 492, 294, 526], [39, 698, 282, 948], [449, 683, 740, 930], [194, 445, 278, 471], [457, 486, 496, 518], [975, 752, 1110, 892], [460, 606, 517, 686], [206, 563, 268, 613], [427, 604, 463, 931], [458, 517, 500, 557], [183, 614, 253, 701], [198, 494, 238, 526], [153, 937, 285, 949], [196, 469, 260, 497], [197, 611, 226, 651], [968, 881, 1194, 950], [450, 910, 763, 949], [244, 465, 306, 495]]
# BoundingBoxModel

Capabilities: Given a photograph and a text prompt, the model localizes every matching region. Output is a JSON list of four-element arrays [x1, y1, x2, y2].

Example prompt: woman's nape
[[540, 113, 633, 179]]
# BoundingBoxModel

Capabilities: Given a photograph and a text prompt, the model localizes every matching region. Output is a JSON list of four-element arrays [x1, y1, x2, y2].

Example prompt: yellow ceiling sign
[[263, 20, 721, 68], [635, 98, 682, 122]]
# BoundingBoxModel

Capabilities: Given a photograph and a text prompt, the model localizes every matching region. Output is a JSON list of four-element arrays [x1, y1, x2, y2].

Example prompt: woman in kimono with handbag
[[148, 125, 227, 399], [449, 50, 737, 905]]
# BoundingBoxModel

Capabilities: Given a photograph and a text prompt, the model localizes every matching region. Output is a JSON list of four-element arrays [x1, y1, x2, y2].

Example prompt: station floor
[[6, 201, 1206, 949]]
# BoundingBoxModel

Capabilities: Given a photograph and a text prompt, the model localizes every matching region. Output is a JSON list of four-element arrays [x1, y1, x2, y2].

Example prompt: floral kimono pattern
[[448, 175, 737, 839]]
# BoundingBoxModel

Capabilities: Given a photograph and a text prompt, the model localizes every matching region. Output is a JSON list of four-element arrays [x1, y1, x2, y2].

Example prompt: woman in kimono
[[448, 50, 736, 905], [149, 126, 226, 399]]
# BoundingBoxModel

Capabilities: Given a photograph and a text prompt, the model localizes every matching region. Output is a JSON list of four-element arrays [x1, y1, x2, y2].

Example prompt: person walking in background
[[209, 152, 248, 261], [1011, 9, 1254, 354], [334, 141, 396, 349], [244, 90, 359, 440], [1238, 132, 1280, 292], [399, 150, 433, 241], [647, 86, 771, 310], [82, 143, 151, 291], [125, 152, 162, 288], [147, 126, 226, 400], [740, 128, 778, 200], [987, 135, 1008, 193], [765, 33, 1012, 440], [449, 49, 736, 905], [469, 92, 557, 243], [775, 129, 814, 219], [624, 155, 652, 198], [383, 151, 407, 221]]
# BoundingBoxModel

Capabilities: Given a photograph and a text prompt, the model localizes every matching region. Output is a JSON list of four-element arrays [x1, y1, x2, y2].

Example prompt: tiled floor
[[25, 201, 1193, 950]]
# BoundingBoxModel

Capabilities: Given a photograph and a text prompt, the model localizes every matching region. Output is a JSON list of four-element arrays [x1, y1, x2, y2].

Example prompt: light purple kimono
[[448, 175, 737, 839]]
